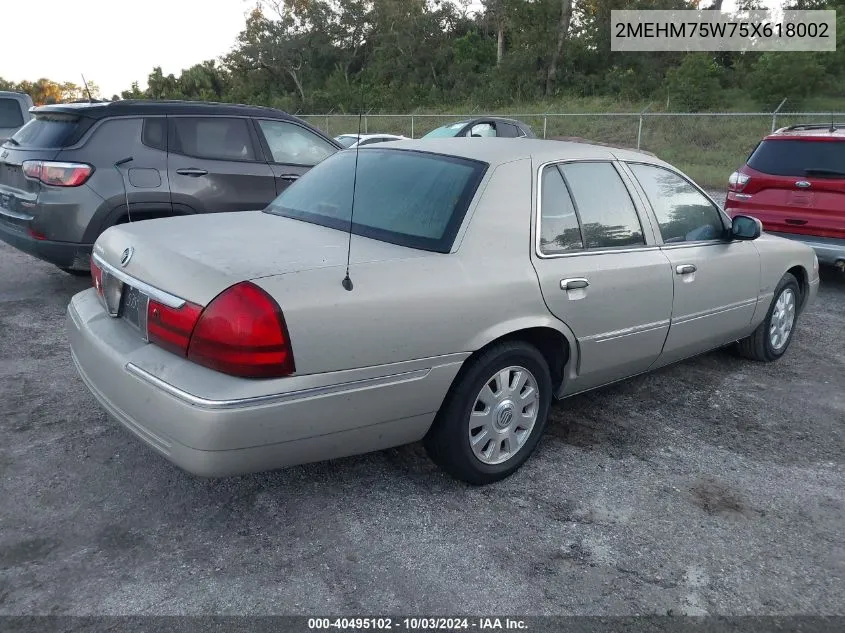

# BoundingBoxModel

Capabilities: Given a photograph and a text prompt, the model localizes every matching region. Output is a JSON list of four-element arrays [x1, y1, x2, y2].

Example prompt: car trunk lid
[[93, 210, 429, 307]]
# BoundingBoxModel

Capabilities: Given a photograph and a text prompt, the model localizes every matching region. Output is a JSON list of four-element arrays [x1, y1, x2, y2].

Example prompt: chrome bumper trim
[[125, 362, 432, 411], [92, 252, 186, 309]]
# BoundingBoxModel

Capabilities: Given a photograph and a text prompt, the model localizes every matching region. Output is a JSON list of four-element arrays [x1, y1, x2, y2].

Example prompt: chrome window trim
[[125, 362, 431, 410], [92, 253, 186, 309], [534, 158, 653, 260], [622, 160, 733, 246]]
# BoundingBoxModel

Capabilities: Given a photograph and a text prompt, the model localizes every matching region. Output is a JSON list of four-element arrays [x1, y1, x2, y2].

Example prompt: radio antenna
[[81, 74, 93, 102], [342, 75, 366, 292]]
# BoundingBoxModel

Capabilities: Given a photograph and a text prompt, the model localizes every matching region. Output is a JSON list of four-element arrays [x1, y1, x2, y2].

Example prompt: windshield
[[748, 139, 845, 177], [0, 98, 24, 128], [335, 135, 359, 148], [422, 122, 468, 139], [264, 148, 487, 253]]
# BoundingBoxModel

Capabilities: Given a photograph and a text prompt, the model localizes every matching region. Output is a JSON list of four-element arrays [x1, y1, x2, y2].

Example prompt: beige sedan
[[67, 139, 819, 484]]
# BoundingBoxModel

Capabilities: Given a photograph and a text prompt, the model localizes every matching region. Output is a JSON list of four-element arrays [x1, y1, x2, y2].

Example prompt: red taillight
[[22, 160, 93, 187], [187, 281, 295, 378], [728, 171, 750, 192], [90, 256, 103, 295], [147, 299, 203, 358]]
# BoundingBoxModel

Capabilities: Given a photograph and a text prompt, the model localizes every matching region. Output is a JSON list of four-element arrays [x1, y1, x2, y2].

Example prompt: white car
[[335, 133, 408, 149]]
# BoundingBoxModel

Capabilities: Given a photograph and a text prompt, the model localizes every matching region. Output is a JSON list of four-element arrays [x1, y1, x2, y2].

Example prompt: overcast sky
[[1, 0, 777, 98]]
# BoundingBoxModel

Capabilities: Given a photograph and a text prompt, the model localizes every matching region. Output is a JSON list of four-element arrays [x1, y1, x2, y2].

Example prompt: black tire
[[737, 272, 800, 362], [58, 267, 91, 277], [424, 340, 553, 485]]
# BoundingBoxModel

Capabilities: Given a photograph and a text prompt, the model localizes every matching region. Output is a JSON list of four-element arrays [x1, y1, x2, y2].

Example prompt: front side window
[[264, 148, 487, 253], [0, 98, 24, 128], [469, 123, 496, 138], [172, 117, 256, 161], [258, 120, 336, 166], [629, 163, 725, 243]]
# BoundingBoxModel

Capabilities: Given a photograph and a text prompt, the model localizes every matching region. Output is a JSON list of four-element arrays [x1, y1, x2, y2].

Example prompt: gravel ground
[[0, 235, 843, 617]]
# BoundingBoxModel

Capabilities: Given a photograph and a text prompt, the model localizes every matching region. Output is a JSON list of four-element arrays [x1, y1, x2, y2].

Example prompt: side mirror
[[730, 214, 762, 241]]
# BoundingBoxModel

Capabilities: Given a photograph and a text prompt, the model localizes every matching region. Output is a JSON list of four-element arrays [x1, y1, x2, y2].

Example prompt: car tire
[[737, 272, 800, 362], [59, 267, 91, 277], [424, 341, 553, 485]]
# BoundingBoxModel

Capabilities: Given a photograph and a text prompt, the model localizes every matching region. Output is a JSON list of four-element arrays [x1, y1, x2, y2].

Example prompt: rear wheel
[[737, 272, 800, 362], [424, 341, 552, 485]]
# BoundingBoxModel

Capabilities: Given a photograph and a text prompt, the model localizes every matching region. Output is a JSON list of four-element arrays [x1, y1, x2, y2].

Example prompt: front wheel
[[424, 341, 553, 485], [737, 272, 800, 362]]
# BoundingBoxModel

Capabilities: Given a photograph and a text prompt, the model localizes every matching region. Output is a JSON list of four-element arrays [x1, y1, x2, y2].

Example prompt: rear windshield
[[748, 139, 845, 177], [264, 148, 487, 253], [10, 115, 81, 147], [0, 98, 24, 128]]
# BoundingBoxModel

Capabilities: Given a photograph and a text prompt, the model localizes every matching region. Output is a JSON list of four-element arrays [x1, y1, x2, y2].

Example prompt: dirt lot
[[0, 237, 843, 616]]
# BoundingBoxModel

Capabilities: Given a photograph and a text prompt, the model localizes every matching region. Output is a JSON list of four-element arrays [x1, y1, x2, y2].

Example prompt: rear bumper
[[0, 215, 91, 268], [768, 231, 845, 266], [67, 289, 462, 477]]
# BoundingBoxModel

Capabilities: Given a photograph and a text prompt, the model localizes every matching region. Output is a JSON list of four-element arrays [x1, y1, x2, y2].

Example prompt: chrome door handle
[[561, 278, 589, 290], [279, 174, 300, 181], [176, 168, 208, 177], [676, 264, 697, 275]]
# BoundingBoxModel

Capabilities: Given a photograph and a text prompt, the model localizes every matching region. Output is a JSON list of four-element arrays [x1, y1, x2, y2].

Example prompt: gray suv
[[0, 100, 341, 274]]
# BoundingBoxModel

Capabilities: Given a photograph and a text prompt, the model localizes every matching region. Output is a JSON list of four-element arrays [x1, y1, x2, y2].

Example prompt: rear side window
[[142, 118, 167, 151], [171, 117, 256, 161], [498, 123, 521, 138], [9, 115, 81, 147], [0, 98, 24, 128], [748, 139, 845, 177], [264, 148, 487, 253], [558, 162, 645, 249], [257, 119, 336, 166], [540, 165, 582, 253]]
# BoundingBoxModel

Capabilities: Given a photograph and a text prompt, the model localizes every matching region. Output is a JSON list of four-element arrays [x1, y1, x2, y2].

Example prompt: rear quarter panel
[[254, 157, 566, 375]]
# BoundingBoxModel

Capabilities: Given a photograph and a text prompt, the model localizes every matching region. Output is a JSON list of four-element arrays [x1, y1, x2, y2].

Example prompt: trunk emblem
[[0, 150, 8, 160], [795, 181, 812, 189], [120, 247, 134, 267]]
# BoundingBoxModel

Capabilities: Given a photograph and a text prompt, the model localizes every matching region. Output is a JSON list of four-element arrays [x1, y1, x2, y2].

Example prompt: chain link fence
[[298, 110, 845, 188]]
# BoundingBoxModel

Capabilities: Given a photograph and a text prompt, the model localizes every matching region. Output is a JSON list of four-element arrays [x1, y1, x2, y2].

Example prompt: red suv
[[724, 124, 845, 271]]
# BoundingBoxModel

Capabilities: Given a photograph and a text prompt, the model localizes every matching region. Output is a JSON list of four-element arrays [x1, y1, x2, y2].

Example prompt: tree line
[[6, 0, 845, 113]]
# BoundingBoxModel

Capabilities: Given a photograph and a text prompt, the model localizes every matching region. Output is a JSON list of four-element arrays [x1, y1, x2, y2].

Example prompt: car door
[[168, 116, 276, 213], [624, 162, 761, 367], [531, 160, 674, 395], [253, 119, 338, 195]]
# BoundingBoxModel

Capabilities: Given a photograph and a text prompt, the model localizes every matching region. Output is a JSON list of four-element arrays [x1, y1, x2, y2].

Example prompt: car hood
[[93, 211, 429, 306]]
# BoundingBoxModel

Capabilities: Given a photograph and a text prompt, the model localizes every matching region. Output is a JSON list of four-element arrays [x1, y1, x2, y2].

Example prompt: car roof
[[377, 138, 667, 168], [31, 99, 295, 121], [767, 124, 845, 141]]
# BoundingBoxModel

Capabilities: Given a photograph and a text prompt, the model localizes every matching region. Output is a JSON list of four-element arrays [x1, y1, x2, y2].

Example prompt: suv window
[[142, 118, 167, 151], [265, 148, 487, 253], [171, 117, 256, 161], [629, 163, 725, 243], [0, 98, 24, 128], [558, 162, 645, 249], [748, 139, 845, 177], [9, 114, 82, 148], [258, 120, 336, 165], [539, 165, 582, 253]]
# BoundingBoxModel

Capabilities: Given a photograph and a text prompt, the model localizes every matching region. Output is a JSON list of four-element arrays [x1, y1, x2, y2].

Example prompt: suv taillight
[[728, 171, 750, 193], [23, 160, 93, 187], [187, 282, 295, 378]]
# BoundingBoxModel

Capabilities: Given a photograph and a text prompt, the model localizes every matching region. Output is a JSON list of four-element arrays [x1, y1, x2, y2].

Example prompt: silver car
[[67, 139, 820, 484]]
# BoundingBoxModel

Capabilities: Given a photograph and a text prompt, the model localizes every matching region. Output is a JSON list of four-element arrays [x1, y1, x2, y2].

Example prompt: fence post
[[543, 116, 548, 139], [411, 115, 415, 139], [637, 103, 653, 150], [771, 98, 787, 132]]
